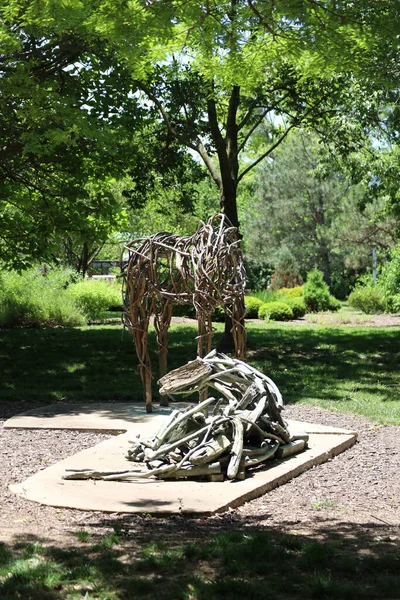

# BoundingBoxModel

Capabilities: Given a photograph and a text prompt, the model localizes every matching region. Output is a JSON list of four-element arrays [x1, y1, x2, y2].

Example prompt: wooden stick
[[227, 417, 244, 480]]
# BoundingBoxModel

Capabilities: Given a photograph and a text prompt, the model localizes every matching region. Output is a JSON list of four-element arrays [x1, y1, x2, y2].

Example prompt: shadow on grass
[[1, 519, 399, 599], [0, 325, 202, 409], [246, 323, 400, 412], [1, 322, 400, 423]]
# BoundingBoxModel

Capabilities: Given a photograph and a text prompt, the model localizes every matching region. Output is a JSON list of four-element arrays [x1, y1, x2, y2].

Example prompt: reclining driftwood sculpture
[[64, 352, 308, 483], [120, 214, 246, 412]]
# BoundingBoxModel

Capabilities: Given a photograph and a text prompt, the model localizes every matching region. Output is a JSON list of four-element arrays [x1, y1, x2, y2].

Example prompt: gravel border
[[1, 402, 399, 547]]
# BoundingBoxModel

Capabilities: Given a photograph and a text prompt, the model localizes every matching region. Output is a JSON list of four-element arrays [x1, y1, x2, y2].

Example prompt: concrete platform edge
[[214, 433, 357, 513], [9, 429, 358, 515]]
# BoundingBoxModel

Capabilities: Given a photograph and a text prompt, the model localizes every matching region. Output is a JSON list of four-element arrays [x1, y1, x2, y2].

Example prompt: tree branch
[[246, 0, 277, 37], [238, 124, 296, 182], [237, 107, 272, 154], [195, 138, 222, 190], [236, 99, 259, 132], [135, 80, 176, 139], [134, 79, 223, 191], [207, 84, 234, 183], [207, 85, 226, 152]]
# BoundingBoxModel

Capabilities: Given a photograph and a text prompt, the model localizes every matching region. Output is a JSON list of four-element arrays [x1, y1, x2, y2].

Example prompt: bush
[[213, 305, 225, 322], [0, 268, 86, 328], [244, 262, 272, 291], [253, 288, 279, 303], [348, 286, 386, 314], [43, 265, 81, 289], [244, 296, 264, 318], [378, 243, 400, 296], [303, 269, 340, 312], [269, 247, 303, 290], [172, 303, 196, 318], [163, 302, 227, 321], [170, 304, 228, 321], [284, 297, 306, 319], [258, 301, 294, 321], [385, 294, 400, 314], [330, 269, 358, 301], [66, 278, 121, 319], [328, 295, 341, 311], [278, 286, 304, 299]]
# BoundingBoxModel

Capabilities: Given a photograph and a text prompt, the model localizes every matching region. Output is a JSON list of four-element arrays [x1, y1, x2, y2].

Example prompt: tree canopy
[[1, 0, 400, 269], [0, 6, 205, 268]]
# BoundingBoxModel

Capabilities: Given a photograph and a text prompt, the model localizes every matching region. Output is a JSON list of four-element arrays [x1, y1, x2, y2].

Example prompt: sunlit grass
[[245, 321, 400, 425], [305, 311, 373, 325]]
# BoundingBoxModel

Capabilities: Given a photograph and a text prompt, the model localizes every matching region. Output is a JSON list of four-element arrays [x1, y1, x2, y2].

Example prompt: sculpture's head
[[158, 358, 212, 396]]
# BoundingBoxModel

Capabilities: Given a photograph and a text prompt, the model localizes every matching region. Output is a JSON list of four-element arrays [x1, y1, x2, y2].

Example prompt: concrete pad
[[286, 419, 356, 436], [4, 403, 356, 437], [3, 402, 189, 433], [10, 420, 357, 515]]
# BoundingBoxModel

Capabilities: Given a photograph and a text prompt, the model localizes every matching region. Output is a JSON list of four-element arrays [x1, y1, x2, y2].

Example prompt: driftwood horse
[[121, 214, 246, 412]]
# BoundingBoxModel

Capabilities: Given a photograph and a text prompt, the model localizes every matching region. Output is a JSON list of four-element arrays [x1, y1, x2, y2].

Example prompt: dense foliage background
[[1, 1, 400, 304]]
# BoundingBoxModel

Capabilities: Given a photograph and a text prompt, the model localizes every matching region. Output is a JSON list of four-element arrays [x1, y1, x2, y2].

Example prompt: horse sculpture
[[121, 214, 246, 412]]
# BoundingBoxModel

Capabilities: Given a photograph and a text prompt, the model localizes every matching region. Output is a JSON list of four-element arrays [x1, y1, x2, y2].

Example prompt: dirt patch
[[298, 313, 400, 327], [174, 314, 400, 327], [1, 402, 399, 548]]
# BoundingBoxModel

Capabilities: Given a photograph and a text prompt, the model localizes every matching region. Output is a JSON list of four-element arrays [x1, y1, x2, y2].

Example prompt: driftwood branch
[[64, 353, 308, 482], [120, 214, 246, 411]]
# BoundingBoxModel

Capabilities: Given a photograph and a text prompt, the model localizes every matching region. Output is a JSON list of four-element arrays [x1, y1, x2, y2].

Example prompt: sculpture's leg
[[197, 312, 212, 404], [231, 298, 246, 361], [197, 312, 206, 358], [156, 301, 173, 406], [206, 314, 213, 354], [134, 305, 153, 412]]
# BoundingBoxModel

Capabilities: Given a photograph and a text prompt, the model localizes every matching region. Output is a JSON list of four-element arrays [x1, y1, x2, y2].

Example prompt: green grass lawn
[[1, 526, 399, 599], [1, 320, 400, 598], [246, 321, 400, 425], [0, 321, 400, 425]]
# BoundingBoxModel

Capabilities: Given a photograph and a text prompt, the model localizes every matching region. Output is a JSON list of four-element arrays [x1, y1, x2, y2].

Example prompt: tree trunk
[[320, 243, 331, 288], [315, 191, 331, 288], [217, 181, 240, 351], [211, 86, 242, 351], [220, 180, 239, 228]]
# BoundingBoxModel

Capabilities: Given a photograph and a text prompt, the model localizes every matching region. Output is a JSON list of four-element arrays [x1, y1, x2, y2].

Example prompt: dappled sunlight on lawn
[[1, 322, 399, 424]]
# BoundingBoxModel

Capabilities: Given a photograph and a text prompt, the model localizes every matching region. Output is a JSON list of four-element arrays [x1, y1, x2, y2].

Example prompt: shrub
[[330, 269, 358, 301], [327, 295, 341, 311], [0, 269, 86, 328], [258, 301, 294, 321], [244, 262, 272, 291], [170, 303, 226, 321], [253, 289, 279, 303], [284, 297, 306, 319], [278, 286, 304, 299], [385, 294, 400, 314], [43, 265, 81, 289], [244, 296, 264, 318], [172, 303, 196, 318], [66, 278, 121, 319], [303, 269, 340, 312], [213, 305, 225, 322], [348, 286, 386, 314], [378, 243, 400, 296], [159, 302, 226, 321]]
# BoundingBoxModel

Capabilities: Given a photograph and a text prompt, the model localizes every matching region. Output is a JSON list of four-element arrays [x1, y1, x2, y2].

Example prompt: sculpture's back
[[121, 214, 246, 411]]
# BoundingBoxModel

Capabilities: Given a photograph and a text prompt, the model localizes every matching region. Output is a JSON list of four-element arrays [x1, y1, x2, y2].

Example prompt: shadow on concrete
[[3, 402, 191, 431]]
